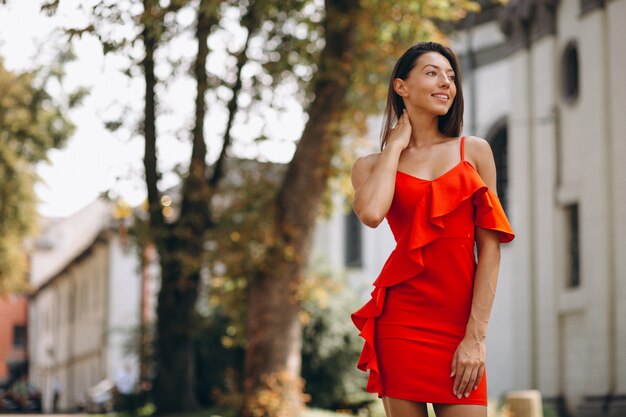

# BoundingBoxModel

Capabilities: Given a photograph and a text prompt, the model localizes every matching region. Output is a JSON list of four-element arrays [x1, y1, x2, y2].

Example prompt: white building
[[311, 1, 626, 416], [27, 199, 150, 412]]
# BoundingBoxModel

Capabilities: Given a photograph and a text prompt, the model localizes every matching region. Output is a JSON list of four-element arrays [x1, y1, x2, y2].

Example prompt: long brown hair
[[380, 42, 464, 150]]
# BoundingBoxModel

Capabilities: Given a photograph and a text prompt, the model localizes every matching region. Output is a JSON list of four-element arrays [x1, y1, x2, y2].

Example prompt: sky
[[0, 0, 305, 217]]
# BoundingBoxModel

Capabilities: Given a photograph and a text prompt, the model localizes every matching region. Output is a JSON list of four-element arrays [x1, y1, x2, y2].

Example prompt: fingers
[[463, 366, 479, 397], [452, 352, 464, 395], [450, 351, 457, 378], [474, 365, 485, 390], [454, 365, 477, 399], [451, 340, 486, 399], [453, 365, 469, 398], [397, 109, 407, 124], [452, 355, 483, 399]]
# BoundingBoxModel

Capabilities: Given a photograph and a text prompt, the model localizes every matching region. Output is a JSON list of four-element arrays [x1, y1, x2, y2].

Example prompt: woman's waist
[[374, 320, 467, 344]]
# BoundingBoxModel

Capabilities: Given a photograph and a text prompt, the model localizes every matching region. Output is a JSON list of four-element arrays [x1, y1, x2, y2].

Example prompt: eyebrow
[[422, 64, 455, 73]]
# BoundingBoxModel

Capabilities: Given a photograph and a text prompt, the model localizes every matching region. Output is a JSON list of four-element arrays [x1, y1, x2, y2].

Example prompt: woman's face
[[394, 52, 457, 116]]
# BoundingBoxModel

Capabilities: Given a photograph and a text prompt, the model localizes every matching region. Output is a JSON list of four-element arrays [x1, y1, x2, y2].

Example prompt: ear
[[393, 78, 407, 97]]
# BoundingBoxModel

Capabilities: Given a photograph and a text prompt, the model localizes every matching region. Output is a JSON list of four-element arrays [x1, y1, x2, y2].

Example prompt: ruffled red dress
[[351, 136, 515, 405]]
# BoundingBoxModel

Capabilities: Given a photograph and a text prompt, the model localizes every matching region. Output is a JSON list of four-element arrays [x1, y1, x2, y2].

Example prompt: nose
[[440, 74, 452, 86]]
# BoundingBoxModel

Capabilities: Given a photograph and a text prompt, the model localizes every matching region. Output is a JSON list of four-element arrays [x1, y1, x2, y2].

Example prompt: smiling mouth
[[431, 94, 449, 101]]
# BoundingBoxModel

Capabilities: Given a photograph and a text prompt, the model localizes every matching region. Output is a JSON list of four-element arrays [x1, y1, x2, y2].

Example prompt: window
[[561, 41, 580, 103], [488, 124, 509, 214], [13, 326, 26, 348], [565, 203, 581, 288], [580, 0, 606, 15], [345, 209, 363, 268]]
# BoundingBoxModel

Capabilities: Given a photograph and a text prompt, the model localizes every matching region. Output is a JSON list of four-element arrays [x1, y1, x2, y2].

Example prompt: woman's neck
[[406, 108, 444, 147]]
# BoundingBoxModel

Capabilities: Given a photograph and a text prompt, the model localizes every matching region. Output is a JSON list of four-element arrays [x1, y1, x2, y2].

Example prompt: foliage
[[203, 159, 286, 345], [347, 0, 481, 126], [207, 176, 370, 411], [317, 0, 482, 215], [36, 0, 487, 413], [541, 401, 559, 417], [299, 261, 371, 412], [204, 168, 374, 411], [200, 3, 487, 411], [39, 0, 328, 412], [195, 309, 246, 408], [242, 371, 310, 417], [0, 53, 78, 293], [321, 133, 377, 220], [61, 0, 325, 162]]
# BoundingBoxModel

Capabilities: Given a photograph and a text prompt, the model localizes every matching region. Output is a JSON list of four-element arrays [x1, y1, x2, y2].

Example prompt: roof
[[29, 199, 114, 291]]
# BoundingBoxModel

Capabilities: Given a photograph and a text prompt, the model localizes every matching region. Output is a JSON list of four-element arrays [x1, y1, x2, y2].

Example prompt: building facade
[[0, 295, 28, 386], [312, 1, 626, 416], [28, 200, 146, 412]]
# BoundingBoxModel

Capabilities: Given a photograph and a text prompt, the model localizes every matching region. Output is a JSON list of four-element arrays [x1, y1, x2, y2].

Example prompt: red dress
[[351, 136, 515, 405]]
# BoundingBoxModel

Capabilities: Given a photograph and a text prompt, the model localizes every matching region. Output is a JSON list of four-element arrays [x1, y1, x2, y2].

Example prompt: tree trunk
[[153, 234, 203, 412], [141, 0, 165, 233], [244, 262, 306, 416], [243, 1, 361, 416], [150, 0, 212, 412]]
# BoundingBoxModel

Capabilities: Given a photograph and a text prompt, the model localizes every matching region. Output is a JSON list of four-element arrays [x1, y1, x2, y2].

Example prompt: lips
[[431, 93, 449, 101]]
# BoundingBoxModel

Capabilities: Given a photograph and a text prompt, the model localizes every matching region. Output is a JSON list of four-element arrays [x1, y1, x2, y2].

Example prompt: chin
[[434, 107, 450, 116]]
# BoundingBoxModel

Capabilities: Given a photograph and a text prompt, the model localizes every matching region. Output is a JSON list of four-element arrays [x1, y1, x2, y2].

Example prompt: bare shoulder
[[464, 135, 497, 190], [351, 152, 381, 191], [464, 135, 494, 168]]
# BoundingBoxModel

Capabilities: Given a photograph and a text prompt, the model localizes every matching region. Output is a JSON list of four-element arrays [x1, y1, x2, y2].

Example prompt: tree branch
[[209, 3, 257, 189], [275, 0, 360, 251], [179, 0, 216, 225], [142, 0, 165, 232]]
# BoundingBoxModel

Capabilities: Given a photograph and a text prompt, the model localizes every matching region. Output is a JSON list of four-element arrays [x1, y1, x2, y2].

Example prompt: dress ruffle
[[350, 161, 515, 397], [473, 187, 515, 243]]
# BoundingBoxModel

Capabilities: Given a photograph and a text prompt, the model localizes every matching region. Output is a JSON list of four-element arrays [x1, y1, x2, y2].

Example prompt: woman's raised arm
[[351, 111, 411, 228]]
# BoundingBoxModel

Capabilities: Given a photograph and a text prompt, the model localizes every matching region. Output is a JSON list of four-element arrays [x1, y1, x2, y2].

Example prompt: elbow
[[357, 210, 385, 228], [353, 197, 386, 228], [362, 216, 384, 229]]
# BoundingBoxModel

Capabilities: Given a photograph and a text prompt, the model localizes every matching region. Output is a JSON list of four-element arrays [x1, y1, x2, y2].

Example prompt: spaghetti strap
[[460, 136, 465, 161]]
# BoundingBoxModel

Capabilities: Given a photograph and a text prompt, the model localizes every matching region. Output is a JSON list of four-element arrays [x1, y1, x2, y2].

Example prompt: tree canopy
[[0, 53, 79, 294], [26, 1, 484, 414]]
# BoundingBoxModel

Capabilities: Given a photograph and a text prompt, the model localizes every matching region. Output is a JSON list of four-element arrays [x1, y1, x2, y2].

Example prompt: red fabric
[[351, 137, 515, 405]]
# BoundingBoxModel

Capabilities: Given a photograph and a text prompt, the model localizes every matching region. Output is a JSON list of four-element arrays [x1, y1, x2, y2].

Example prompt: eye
[[427, 71, 437, 76], [449, 75, 456, 81]]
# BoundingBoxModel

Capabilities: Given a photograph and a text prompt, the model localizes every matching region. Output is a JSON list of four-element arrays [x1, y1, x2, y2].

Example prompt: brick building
[[0, 295, 28, 386]]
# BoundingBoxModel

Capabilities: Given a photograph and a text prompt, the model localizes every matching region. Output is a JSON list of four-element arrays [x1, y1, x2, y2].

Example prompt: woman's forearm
[[465, 240, 501, 341], [353, 143, 403, 226]]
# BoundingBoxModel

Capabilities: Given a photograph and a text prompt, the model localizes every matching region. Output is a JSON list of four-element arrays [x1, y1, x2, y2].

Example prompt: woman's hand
[[450, 337, 486, 399], [386, 109, 411, 150]]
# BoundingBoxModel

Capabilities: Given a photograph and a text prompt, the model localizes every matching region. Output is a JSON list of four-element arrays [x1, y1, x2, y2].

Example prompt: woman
[[350, 41, 515, 417]]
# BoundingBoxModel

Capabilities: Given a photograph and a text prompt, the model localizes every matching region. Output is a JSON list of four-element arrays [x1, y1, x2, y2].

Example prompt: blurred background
[[0, 0, 624, 416]]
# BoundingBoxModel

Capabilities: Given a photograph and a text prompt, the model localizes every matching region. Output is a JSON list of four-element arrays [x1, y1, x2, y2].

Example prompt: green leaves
[[0, 60, 75, 293], [344, 0, 481, 135]]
